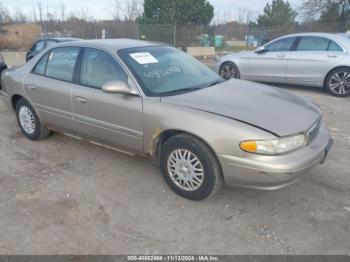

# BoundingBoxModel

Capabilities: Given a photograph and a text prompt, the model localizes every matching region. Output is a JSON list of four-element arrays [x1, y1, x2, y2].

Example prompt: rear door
[[71, 47, 144, 153], [286, 36, 346, 86], [246, 37, 297, 83], [24, 47, 80, 132]]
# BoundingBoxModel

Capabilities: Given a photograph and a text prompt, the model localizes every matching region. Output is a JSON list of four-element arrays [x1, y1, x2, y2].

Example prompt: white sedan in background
[[216, 33, 350, 97]]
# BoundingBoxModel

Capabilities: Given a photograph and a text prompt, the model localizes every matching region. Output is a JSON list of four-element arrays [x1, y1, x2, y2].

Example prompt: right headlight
[[240, 134, 306, 155]]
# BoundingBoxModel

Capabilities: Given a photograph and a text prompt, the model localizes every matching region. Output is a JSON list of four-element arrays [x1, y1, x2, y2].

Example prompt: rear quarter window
[[33, 53, 49, 75], [328, 41, 343, 52]]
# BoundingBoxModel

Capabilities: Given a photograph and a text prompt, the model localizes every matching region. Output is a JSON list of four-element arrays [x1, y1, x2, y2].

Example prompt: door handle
[[328, 55, 338, 58], [28, 85, 38, 91], [277, 54, 286, 58], [76, 97, 87, 104]]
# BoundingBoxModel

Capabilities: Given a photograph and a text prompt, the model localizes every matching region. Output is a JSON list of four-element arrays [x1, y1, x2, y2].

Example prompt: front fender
[[143, 98, 276, 159]]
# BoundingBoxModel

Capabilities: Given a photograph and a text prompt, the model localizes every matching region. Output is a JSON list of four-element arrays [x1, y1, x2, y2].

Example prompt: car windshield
[[118, 46, 223, 96]]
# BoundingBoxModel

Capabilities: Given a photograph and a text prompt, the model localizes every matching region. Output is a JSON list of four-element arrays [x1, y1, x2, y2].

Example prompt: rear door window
[[33, 53, 49, 75], [45, 47, 80, 82], [297, 36, 343, 52], [328, 41, 343, 52]]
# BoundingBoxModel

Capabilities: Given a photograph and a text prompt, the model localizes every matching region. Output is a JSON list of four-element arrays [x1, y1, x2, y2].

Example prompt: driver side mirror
[[255, 46, 268, 54], [102, 80, 139, 96]]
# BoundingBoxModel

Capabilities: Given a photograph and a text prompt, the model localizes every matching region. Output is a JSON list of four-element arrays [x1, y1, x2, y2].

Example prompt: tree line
[[254, 0, 350, 32], [0, 0, 349, 31], [0, 0, 349, 46]]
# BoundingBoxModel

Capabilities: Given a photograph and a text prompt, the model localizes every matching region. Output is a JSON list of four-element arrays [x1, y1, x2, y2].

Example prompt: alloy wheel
[[220, 62, 239, 80], [167, 149, 205, 192], [329, 71, 350, 96], [19, 106, 36, 135]]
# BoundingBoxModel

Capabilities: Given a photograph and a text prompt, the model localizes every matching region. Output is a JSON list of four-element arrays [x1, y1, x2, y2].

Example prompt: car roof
[[39, 37, 82, 42], [54, 38, 163, 52], [281, 32, 346, 39]]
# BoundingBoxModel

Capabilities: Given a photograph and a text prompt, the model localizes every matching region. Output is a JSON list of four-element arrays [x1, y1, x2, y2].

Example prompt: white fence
[[1, 52, 27, 67]]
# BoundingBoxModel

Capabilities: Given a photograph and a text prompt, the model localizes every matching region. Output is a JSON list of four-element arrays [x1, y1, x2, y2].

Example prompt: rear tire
[[15, 98, 50, 141], [325, 67, 350, 97], [160, 134, 223, 201], [219, 61, 240, 80]]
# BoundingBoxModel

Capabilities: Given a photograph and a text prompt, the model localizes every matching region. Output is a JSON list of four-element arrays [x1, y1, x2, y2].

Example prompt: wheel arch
[[11, 95, 38, 116], [323, 65, 350, 87], [11, 94, 24, 110], [219, 60, 241, 78], [151, 129, 219, 167]]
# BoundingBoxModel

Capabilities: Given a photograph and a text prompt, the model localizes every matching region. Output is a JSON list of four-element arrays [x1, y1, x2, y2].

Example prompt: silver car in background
[[216, 33, 350, 97], [0, 39, 333, 200]]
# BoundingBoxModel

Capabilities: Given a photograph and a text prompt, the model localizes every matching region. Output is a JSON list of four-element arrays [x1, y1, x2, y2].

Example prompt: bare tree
[[37, 1, 43, 23], [237, 8, 247, 24], [213, 10, 220, 25], [45, 1, 50, 21], [59, 2, 66, 21], [111, 0, 121, 20], [301, 0, 350, 17], [220, 10, 232, 24], [123, 0, 142, 21], [112, 0, 142, 21], [300, 0, 350, 30], [300, 0, 330, 16], [0, 3, 12, 24], [13, 7, 27, 23], [245, 10, 255, 24], [79, 7, 92, 21], [32, 7, 38, 22]]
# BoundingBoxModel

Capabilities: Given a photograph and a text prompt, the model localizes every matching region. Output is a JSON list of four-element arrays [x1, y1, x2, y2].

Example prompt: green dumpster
[[215, 35, 224, 48]]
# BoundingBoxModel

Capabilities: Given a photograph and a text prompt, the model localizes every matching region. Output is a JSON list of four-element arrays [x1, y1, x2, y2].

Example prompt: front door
[[72, 47, 144, 153], [246, 36, 297, 83]]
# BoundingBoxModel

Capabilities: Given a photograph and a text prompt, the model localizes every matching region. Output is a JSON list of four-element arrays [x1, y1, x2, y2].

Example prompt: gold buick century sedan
[[0, 39, 333, 200]]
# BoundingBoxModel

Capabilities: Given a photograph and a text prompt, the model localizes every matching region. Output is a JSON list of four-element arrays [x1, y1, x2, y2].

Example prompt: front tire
[[219, 61, 240, 80], [15, 98, 50, 141], [325, 67, 350, 97], [160, 134, 223, 201]]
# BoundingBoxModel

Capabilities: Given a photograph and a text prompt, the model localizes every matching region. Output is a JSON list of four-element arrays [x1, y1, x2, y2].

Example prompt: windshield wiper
[[160, 87, 202, 97], [208, 79, 224, 87], [159, 79, 224, 97]]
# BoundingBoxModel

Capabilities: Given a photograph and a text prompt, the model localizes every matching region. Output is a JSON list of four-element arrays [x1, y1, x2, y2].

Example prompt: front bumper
[[218, 122, 333, 190]]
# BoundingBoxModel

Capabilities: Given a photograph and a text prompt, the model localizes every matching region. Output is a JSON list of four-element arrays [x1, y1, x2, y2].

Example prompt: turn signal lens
[[240, 134, 306, 155], [239, 141, 258, 153]]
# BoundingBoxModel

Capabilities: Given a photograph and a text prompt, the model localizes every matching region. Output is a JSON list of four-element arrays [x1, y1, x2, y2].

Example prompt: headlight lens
[[240, 134, 306, 155]]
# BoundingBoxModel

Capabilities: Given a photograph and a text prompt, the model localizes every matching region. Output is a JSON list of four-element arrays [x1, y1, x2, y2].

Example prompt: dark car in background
[[0, 54, 7, 84], [26, 37, 81, 62]]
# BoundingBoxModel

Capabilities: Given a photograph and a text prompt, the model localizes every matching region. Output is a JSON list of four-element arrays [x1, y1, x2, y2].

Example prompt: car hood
[[160, 80, 321, 137]]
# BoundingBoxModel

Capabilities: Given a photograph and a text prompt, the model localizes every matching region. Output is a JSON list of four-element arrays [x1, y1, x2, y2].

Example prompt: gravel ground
[[0, 83, 349, 255]]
